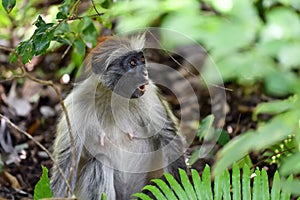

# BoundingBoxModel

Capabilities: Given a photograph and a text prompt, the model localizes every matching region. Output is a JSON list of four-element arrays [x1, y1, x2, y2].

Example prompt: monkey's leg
[[159, 122, 187, 181], [75, 157, 116, 200], [51, 129, 83, 197]]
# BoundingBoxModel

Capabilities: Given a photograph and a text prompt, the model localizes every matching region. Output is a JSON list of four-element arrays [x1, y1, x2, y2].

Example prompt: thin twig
[[91, 0, 103, 16], [0, 114, 73, 194], [0, 75, 24, 83], [0, 45, 15, 52], [57, 14, 102, 23], [61, 44, 72, 59]]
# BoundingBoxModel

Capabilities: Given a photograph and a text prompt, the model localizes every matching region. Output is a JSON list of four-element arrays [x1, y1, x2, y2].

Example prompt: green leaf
[[74, 38, 86, 55], [55, 22, 70, 34], [271, 171, 281, 200], [203, 165, 213, 200], [189, 149, 201, 166], [34, 16, 47, 28], [256, 40, 287, 58], [261, 169, 270, 200], [132, 192, 152, 200], [151, 179, 177, 199], [281, 179, 300, 196], [278, 42, 300, 70], [265, 71, 298, 96], [34, 166, 52, 200], [214, 110, 299, 174], [281, 175, 294, 199], [253, 168, 261, 200], [2, 0, 16, 14], [232, 164, 241, 200], [280, 152, 300, 175], [179, 169, 197, 200], [197, 114, 214, 139], [191, 169, 204, 200], [164, 173, 188, 200], [214, 171, 222, 200], [58, 0, 72, 16], [236, 155, 253, 170], [0, 154, 3, 172], [134, 166, 295, 200], [253, 96, 297, 120], [16, 41, 34, 63], [33, 32, 53, 55], [56, 11, 68, 20], [261, 7, 300, 41], [101, 192, 106, 200], [210, 51, 275, 85], [222, 170, 230, 200], [242, 165, 251, 200], [9, 52, 18, 63], [213, 131, 253, 175], [100, 13, 113, 29], [143, 185, 166, 200], [217, 130, 230, 146], [80, 17, 98, 47]]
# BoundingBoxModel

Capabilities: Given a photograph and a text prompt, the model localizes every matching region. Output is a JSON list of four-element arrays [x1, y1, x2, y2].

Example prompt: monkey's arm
[[50, 117, 83, 197], [159, 119, 187, 181]]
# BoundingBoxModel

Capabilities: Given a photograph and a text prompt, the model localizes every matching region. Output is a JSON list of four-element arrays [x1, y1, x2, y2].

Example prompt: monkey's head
[[91, 35, 149, 99]]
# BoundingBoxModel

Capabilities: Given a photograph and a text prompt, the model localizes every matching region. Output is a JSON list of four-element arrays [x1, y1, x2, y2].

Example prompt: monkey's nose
[[143, 71, 148, 77]]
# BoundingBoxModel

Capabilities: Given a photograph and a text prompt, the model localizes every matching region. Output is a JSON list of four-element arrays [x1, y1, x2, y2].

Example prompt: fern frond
[[232, 164, 241, 200], [143, 185, 167, 200], [132, 165, 296, 200], [202, 165, 213, 200], [191, 169, 204, 200], [132, 192, 153, 200], [164, 173, 188, 200], [151, 179, 177, 199], [179, 169, 197, 200]]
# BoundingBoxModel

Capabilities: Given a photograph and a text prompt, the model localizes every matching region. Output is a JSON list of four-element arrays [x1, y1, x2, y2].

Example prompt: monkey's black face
[[104, 51, 149, 99]]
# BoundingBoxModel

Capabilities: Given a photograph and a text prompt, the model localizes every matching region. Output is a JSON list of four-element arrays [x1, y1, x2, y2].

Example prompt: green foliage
[[2, 0, 15, 13], [263, 135, 296, 166], [101, 192, 107, 200], [133, 165, 295, 200], [189, 115, 230, 165], [34, 166, 52, 200], [14, 7, 99, 64], [16, 16, 55, 63], [0, 154, 3, 173], [2, 0, 104, 78], [214, 92, 300, 177]]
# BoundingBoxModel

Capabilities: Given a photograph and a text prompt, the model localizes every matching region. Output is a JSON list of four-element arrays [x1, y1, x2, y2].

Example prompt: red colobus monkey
[[51, 34, 186, 200]]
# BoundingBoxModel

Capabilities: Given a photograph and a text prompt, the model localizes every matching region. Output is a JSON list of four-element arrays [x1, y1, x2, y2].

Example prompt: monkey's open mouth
[[138, 85, 146, 92], [137, 82, 149, 93]]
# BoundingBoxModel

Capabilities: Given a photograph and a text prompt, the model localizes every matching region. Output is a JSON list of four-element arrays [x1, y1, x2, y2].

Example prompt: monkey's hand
[[100, 132, 106, 146], [128, 131, 134, 140]]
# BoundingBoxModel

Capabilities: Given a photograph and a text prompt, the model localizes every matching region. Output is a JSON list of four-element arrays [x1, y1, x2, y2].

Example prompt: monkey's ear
[[91, 54, 106, 74], [91, 36, 111, 74]]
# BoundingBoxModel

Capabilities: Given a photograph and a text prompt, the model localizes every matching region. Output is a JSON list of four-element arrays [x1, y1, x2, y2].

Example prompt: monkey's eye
[[141, 57, 145, 64], [129, 60, 136, 67]]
